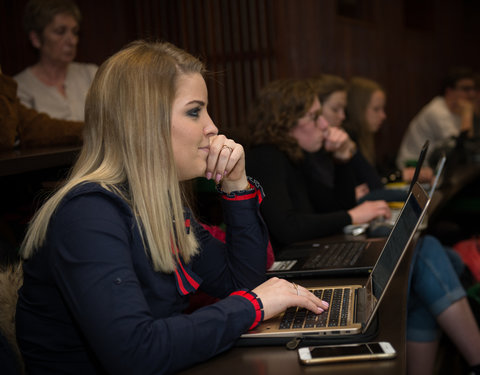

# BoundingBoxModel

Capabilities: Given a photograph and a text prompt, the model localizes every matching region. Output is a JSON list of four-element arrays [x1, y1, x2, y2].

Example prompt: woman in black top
[[314, 74, 406, 203], [245, 78, 391, 251], [245, 76, 480, 375]]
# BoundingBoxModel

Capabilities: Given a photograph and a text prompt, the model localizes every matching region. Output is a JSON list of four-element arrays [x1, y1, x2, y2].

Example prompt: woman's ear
[[29, 31, 42, 49]]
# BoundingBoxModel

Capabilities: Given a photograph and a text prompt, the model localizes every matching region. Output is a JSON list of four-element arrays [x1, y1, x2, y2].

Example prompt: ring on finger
[[222, 145, 234, 153], [292, 282, 299, 296]]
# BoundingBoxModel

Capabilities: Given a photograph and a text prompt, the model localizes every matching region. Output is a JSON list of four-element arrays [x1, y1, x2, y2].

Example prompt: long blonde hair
[[21, 40, 204, 273]]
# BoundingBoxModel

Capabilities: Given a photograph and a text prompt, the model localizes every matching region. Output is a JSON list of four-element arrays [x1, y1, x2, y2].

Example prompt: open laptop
[[408, 140, 430, 194], [242, 182, 430, 340], [428, 153, 446, 198], [370, 140, 431, 227], [373, 151, 445, 228], [266, 141, 431, 278]]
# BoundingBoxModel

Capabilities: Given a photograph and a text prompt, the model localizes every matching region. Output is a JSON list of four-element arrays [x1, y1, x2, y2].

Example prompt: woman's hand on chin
[[206, 135, 248, 193], [323, 127, 356, 161]]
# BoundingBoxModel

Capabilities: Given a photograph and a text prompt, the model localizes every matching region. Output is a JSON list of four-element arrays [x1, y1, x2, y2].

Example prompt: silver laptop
[[241, 182, 430, 340]]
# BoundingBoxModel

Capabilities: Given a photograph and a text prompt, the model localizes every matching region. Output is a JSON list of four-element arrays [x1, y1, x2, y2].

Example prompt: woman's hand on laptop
[[252, 277, 329, 321], [348, 200, 391, 225]]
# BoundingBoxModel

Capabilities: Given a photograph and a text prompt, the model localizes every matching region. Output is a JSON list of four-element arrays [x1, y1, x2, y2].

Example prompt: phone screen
[[310, 343, 383, 358]]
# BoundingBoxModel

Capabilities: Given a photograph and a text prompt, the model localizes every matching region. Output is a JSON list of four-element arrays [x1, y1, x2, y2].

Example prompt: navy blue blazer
[[16, 181, 268, 374]]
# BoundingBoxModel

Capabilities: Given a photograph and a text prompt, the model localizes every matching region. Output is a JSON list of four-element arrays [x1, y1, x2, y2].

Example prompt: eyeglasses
[[299, 110, 321, 124]]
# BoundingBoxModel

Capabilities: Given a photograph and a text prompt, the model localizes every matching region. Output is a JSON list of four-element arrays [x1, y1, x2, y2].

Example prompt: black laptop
[[266, 141, 431, 279]]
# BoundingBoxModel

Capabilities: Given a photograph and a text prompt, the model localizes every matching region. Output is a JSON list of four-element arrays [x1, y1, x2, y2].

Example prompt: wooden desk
[[0, 146, 81, 246], [0, 146, 80, 177], [180, 238, 416, 375]]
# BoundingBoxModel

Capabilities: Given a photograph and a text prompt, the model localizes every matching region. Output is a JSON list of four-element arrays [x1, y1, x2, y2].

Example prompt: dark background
[[1, 0, 480, 165]]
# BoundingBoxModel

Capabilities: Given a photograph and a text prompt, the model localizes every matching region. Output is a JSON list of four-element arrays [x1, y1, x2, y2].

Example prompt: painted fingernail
[[323, 301, 329, 308], [317, 307, 324, 313], [215, 173, 222, 183], [206, 172, 212, 180]]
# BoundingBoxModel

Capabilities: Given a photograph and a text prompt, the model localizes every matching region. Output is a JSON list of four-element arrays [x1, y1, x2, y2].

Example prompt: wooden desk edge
[[0, 146, 81, 176], [180, 236, 417, 375]]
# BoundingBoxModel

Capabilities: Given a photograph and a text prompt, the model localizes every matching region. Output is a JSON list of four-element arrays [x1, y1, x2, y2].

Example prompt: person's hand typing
[[252, 277, 329, 321], [348, 200, 391, 225]]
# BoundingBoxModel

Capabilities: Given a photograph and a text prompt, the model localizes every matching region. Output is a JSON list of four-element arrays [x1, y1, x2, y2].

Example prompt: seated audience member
[[245, 78, 480, 375], [0, 70, 83, 151], [343, 76, 432, 196], [246, 78, 391, 250], [14, 0, 97, 121], [313, 74, 406, 202], [15, 41, 329, 374], [396, 67, 475, 170]]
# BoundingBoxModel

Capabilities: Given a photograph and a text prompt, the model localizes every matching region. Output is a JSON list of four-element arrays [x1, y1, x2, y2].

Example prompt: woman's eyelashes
[[186, 106, 201, 119]]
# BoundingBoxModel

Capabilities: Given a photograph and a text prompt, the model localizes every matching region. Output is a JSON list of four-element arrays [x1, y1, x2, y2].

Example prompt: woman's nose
[[317, 115, 329, 129], [204, 113, 218, 137], [66, 31, 78, 45]]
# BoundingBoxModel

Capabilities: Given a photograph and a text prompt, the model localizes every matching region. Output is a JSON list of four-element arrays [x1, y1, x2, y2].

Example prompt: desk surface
[[0, 146, 80, 177], [180, 238, 415, 375]]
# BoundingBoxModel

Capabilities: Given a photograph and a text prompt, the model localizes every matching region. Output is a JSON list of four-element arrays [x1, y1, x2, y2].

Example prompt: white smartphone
[[298, 342, 396, 365]]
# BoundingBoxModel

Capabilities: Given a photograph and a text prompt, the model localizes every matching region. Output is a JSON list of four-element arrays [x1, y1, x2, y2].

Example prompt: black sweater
[[246, 144, 358, 251]]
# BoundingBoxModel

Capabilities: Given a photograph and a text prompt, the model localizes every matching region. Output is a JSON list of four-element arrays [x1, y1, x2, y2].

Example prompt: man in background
[[397, 67, 475, 170]]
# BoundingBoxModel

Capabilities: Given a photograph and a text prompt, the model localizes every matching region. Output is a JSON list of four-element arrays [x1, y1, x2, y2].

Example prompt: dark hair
[[23, 0, 81, 36], [247, 78, 315, 161], [311, 74, 347, 104], [441, 66, 474, 94]]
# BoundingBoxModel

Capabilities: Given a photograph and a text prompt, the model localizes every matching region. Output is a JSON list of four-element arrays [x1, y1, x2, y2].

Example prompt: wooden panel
[[273, 0, 480, 165], [1, 0, 480, 164], [120, 0, 276, 137]]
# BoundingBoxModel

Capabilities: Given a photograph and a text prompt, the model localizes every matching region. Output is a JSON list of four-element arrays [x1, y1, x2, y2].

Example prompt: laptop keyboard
[[304, 242, 366, 269], [279, 288, 351, 329]]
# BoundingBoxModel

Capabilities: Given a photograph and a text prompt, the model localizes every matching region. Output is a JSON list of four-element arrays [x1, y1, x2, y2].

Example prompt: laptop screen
[[371, 186, 424, 299], [408, 140, 429, 194]]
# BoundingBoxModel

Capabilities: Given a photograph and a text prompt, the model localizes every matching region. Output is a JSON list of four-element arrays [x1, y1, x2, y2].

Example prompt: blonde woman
[[15, 41, 328, 374]]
